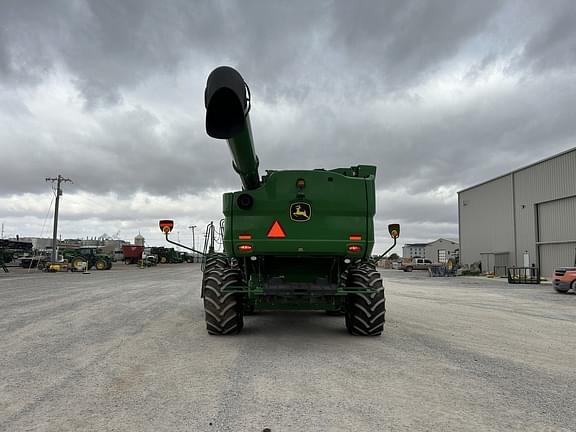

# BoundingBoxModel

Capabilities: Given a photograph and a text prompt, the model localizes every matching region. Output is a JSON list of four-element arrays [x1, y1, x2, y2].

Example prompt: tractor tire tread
[[345, 265, 385, 336], [203, 267, 244, 335]]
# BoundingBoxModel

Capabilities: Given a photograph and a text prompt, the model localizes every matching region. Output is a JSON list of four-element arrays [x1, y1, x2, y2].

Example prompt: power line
[[45, 175, 73, 262]]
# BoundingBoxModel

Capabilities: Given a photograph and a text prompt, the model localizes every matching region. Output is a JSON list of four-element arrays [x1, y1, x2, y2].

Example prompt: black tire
[[201, 253, 229, 298], [558, 280, 576, 294], [71, 256, 87, 272], [95, 259, 107, 270], [204, 267, 244, 335], [345, 263, 385, 336], [406, 266, 413, 272], [204, 253, 228, 272]]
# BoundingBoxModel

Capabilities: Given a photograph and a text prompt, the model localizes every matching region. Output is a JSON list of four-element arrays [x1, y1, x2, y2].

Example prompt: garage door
[[539, 243, 576, 277], [537, 196, 576, 276]]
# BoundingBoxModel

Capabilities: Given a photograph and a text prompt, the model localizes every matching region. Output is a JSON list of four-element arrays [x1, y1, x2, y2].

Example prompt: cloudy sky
[[1, 0, 575, 253]]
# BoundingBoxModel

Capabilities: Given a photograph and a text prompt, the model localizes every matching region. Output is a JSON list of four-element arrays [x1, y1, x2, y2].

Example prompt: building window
[[438, 249, 447, 263]]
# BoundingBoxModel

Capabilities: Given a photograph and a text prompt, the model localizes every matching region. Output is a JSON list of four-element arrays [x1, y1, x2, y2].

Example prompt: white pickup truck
[[400, 258, 433, 272]]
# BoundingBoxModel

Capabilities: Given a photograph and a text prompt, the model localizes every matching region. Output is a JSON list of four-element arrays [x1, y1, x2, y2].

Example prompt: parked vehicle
[[62, 247, 113, 271], [140, 248, 158, 267], [401, 258, 433, 272], [553, 267, 576, 293], [122, 245, 144, 264], [150, 247, 182, 264], [1, 239, 33, 270]]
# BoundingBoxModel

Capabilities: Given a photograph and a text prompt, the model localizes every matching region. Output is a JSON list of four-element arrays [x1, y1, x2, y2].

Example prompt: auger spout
[[205, 66, 260, 190]]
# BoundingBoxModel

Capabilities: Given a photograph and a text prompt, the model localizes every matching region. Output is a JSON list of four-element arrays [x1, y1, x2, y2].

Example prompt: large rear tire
[[201, 253, 229, 298], [71, 257, 87, 272], [204, 267, 244, 335], [203, 253, 228, 273], [345, 263, 385, 336]]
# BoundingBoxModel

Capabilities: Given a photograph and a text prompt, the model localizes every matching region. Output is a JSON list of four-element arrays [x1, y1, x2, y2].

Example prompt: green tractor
[[150, 247, 182, 264], [166, 66, 399, 336], [63, 247, 113, 271]]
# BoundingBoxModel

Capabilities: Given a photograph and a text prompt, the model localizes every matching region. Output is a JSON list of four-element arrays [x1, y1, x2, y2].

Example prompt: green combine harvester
[[162, 66, 399, 336]]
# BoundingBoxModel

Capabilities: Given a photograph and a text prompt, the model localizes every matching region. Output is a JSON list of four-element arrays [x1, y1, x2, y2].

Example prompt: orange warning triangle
[[267, 220, 286, 238]]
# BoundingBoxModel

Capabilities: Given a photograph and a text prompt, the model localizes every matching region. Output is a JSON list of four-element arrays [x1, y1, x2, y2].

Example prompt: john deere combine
[[163, 66, 399, 336]]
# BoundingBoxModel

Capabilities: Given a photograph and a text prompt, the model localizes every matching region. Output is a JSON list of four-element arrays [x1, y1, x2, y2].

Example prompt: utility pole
[[188, 225, 197, 250], [45, 175, 73, 262]]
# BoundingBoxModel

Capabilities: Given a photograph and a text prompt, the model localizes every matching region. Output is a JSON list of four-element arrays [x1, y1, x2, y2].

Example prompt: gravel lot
[[1, 265, 575, 431]]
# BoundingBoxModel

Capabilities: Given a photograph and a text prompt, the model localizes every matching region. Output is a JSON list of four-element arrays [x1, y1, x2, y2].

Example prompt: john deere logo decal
[[290, 202, 311, 222]]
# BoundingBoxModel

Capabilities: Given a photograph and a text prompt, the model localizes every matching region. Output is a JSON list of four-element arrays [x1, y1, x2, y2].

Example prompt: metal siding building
[[425, 239, 459, 263], [458, 148, 576, 276]]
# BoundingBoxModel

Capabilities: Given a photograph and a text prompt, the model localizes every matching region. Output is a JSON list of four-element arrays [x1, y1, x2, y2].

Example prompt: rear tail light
[[238, 244, 253, 252], [348, 245, 362, 253]]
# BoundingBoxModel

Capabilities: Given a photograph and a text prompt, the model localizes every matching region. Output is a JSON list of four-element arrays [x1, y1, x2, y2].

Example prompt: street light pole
[[188, 225, 197, 251], [45, 175, 73, 262]]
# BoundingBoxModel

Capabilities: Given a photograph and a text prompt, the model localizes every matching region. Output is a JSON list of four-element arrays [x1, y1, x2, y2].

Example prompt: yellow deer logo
[[290, 203, 311, 221]]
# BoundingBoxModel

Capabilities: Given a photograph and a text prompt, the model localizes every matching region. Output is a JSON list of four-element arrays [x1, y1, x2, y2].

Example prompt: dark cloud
[[517, 0, 576, 72], [0, 1, 506, 103], [0, 105, 239, 196], [327, 1, 503, 90]]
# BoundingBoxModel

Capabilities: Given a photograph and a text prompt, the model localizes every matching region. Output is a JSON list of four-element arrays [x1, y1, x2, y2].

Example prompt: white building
[[458, 147, 576, 276], [402, 243, 427, 258], [402, 239, 459, 262], [425, 239, 459, 263]]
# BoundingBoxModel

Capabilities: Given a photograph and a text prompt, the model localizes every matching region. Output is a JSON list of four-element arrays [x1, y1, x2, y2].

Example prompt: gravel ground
[[1, 265, 575, 432]]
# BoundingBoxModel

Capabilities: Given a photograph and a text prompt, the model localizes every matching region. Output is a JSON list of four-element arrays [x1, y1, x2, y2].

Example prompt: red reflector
[[348, 245, 362, 253], [238, 244, 253, 252], [349, 234, 362, 241], [239, 234, 252, 240], [267, 220, 286, 238]]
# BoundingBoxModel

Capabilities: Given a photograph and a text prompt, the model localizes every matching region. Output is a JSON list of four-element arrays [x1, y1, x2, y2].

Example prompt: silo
[[134, 234, 145, 246]]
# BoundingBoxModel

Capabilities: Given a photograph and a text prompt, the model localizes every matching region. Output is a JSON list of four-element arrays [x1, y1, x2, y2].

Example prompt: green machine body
[[200, 66, 398, 336]]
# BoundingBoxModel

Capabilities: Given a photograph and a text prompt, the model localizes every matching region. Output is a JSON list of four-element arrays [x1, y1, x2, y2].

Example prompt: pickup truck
[[401, 258, 433, 272], [553, 267, 576, 293]]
